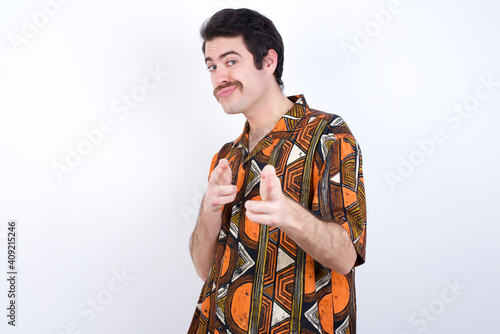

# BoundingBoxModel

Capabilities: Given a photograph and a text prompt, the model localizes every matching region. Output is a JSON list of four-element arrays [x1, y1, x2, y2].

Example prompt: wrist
[[281, 196, 305, 236], [198, 203, 223, 238]]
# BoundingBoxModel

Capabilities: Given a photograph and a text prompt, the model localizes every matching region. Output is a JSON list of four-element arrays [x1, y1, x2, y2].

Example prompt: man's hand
[[244, 164, 357, 275], [189, 158, 237, 281], [204, 158, 237, 213], [244, 165, 292, 229]]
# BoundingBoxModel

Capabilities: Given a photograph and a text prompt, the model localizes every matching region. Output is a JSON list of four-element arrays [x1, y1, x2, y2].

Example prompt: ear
[[263, 49, 278, 74]]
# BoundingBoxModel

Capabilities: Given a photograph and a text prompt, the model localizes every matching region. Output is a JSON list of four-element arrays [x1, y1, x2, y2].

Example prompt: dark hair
[[200, 8, 285, 89]]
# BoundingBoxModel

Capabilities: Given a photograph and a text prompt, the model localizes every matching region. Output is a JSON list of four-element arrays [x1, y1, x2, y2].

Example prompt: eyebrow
[[205, 50, 242, 64]]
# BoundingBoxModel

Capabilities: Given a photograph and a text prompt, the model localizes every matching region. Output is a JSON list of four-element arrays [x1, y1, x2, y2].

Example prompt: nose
[[213, 66, 229, 87]]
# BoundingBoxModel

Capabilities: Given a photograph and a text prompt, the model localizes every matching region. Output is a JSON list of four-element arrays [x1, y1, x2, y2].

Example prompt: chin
[[222, 107, 242, 115], [220, 101, 244, 115]]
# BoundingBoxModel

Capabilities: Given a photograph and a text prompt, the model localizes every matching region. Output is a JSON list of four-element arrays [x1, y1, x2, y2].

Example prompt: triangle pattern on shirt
[[320, 133, 336, 159], [335, 315, 350, 334], [216, 285, 228, 324], [231, 242, 255, 282], [276, 247, 295, 272], [331, 173, 341, 184], [271, 301, 290, 327], [305, 302, 321, 331], [245, 159, 262, 197], [286, 144, 307, 166]]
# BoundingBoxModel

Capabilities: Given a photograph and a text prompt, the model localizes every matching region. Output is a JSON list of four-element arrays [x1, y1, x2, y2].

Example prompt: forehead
[[204, 36, 251, 61]]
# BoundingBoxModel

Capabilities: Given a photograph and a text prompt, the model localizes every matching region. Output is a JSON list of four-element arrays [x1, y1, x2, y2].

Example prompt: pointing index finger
[[260, 165, 280, 201], [212, 158, 232, 185]]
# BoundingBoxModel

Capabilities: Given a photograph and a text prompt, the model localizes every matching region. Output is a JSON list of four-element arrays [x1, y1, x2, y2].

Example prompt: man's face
[[204, 36, 271, 115]]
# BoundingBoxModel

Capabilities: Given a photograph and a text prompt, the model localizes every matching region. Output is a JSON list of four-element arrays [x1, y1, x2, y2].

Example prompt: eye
[[227, 60, 237, 66], [207, 64, 216, 72]]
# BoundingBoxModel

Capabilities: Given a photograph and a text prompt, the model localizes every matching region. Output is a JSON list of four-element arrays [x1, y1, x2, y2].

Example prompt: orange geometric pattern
[[188, 95, 367, 333]]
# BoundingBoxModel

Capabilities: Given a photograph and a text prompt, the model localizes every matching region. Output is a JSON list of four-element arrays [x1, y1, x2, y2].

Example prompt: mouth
[[217, 85, 237, 98]]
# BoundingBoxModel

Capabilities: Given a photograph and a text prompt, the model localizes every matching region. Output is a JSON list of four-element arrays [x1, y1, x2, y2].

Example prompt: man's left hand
[[244, 165, 293, 229]]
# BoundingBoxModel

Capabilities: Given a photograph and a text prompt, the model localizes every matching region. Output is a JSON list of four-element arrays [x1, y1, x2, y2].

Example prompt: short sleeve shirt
[[188, 95, 367, 334]]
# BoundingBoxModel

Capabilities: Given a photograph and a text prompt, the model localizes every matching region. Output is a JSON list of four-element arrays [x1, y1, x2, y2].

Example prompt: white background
[[1, 0, 499, 333]]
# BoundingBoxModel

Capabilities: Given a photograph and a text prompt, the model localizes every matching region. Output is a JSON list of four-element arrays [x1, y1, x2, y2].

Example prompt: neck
[[245, 86, 294, 152], [245, 87, 294, 135]]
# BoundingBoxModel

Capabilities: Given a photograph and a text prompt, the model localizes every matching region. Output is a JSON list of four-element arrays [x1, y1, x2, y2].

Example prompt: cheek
[[243, 77, 264, 94], [210, 75, 217, 88]]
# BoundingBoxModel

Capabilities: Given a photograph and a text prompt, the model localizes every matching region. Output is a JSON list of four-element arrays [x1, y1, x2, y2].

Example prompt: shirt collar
[[231, 94, 309, 151]]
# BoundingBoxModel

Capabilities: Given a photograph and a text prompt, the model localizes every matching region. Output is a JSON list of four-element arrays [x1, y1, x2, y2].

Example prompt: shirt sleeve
[[208, 152, 219, 181], [311, 130, 367, 267]]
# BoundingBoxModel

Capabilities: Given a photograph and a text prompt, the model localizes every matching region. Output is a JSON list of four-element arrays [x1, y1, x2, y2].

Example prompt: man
[[188, 8, 366, 334]]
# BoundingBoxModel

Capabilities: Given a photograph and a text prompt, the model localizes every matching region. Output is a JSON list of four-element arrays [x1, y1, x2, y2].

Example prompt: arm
[[244, 165, 357, 275], [189, 158, 237, 281]]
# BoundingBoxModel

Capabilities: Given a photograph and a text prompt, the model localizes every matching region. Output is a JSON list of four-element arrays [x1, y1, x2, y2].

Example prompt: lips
[[217, 85, 237, 98]]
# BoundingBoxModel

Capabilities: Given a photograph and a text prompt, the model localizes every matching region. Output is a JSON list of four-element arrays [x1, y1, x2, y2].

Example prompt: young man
[[188, 8, 367, 334]]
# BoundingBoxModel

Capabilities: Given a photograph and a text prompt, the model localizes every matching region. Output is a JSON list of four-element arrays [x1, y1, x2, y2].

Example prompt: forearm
[[189, 203, 222, 281], [282, 198, 357, 275]]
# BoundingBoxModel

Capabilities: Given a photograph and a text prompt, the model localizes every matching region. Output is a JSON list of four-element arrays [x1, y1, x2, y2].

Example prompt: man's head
[[200, 8, 285, 90]]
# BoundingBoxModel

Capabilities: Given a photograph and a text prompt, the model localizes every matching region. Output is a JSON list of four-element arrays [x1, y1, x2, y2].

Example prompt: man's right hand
[[203, 158, 237, 213], [189, 158, 237, 281]]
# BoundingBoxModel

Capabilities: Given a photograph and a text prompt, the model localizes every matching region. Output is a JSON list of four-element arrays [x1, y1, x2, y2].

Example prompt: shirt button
[[218, 325, 223, 332], [229, 241, 235, 248]]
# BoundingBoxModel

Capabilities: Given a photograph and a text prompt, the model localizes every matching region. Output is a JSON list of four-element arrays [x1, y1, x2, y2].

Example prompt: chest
[[248, 129, 272, 153]]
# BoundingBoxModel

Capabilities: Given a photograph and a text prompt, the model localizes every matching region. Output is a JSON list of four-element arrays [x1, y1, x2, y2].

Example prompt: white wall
[[0, 0, 498, 333]]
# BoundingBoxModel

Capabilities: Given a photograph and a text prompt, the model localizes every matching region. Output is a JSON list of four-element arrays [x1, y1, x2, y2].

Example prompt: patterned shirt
[[188, 95, 367, 334]]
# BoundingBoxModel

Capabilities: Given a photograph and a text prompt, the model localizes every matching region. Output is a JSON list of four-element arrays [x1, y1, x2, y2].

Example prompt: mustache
[[213, 81, 243, 99]]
